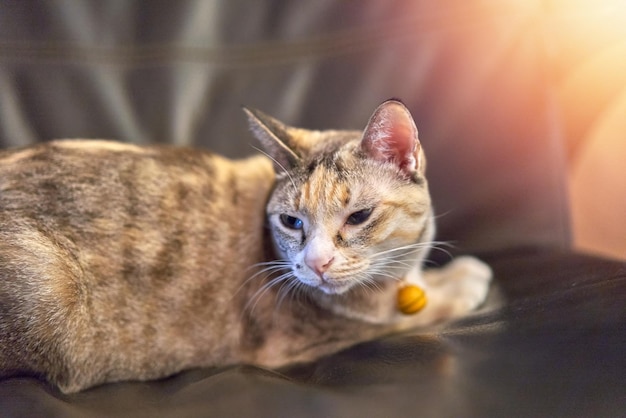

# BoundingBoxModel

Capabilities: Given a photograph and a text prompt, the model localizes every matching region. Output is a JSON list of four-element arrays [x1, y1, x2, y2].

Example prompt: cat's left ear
[[243, 107, 302, 172], [360, 99, 425, 179]]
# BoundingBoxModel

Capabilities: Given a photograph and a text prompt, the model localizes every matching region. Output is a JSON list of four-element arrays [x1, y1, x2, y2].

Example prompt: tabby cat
[[0, 99, 491, 393]]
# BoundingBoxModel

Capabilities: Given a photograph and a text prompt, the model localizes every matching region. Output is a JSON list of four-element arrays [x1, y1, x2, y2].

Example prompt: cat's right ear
[[360, 99, 425, 179], [243, 107, 301, 173]]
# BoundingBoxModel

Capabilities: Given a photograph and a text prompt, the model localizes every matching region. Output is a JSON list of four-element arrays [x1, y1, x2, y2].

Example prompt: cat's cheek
[[378, 219, 427, 248], [270, 224, 301, 259]]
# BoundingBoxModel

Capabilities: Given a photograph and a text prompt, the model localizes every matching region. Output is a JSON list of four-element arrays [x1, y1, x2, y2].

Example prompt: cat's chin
[[313, 278, 362, 295], [316, 282, 353, 295], [292, 272, 346, 295], [296, 275, 355, 295]]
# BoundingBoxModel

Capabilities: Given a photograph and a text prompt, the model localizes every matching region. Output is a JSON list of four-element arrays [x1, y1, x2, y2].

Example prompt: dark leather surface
[[1, 248, 624, 417]]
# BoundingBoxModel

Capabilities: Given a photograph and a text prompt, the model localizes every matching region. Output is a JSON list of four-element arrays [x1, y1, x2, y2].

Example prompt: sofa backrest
[[0, 0, 571, 254]]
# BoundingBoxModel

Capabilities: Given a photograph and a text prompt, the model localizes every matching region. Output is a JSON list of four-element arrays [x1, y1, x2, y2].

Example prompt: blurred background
[[546, 0, 626, 261], [0, 0, 624, 260]]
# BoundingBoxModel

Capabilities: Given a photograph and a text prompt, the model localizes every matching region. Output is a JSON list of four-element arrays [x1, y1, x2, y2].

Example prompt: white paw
[[424, 256, 493, 317], [448, 256, 492, 313]]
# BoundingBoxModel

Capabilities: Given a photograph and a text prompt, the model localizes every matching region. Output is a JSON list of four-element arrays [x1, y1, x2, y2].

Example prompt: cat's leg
[[308, 254, 491, 330], [0, 224, 103, 393], [397, 256, 493, 329]]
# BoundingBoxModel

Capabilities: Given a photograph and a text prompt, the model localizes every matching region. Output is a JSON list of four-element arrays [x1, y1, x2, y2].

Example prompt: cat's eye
[[280, 214, 304, 230], [346, 208, 373, 226]]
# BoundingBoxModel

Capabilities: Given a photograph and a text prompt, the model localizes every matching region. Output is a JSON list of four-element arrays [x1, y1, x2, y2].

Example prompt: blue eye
[[280, 214, 304, 230], [346, 208, 373, 225]]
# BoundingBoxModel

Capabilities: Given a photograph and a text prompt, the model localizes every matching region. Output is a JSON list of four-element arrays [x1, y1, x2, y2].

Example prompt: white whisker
[[251, 145, 297, 190], [245, 271, 294, 314], [232, 261, 290, 301], [368, 240, 456, 274], [358, 275, 383, 293], [429, 243, 455, 261], [276, 276, 302, 311], [432, 209, 453, 221]]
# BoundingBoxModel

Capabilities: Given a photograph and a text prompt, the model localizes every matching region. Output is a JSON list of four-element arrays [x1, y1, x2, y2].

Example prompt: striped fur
[[0, 100, 491, 393]]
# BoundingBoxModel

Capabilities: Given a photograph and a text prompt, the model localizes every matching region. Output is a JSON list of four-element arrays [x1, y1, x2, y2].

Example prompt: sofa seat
[[2, 247, 624, 417]]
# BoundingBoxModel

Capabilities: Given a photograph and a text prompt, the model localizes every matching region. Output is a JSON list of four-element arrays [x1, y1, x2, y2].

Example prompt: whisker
[[358, 275, 383, 293], [245, 260, 291, 271], [370, 245, 422, 259], [369, 243, 432, 260], [244, 271, 293, 314], [232, 264, 289, 301], [432, 209, 453, 221], [277, 279, 314, 318], [421, 244, 456, 263], [367, 269, 405, 283], [368, 241, 456, 272], [276, 276, 302, 311], [251, 145, 297, 190]]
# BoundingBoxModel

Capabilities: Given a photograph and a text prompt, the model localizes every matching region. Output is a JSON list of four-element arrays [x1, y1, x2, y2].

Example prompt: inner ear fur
[[360, 99, 424, 177]]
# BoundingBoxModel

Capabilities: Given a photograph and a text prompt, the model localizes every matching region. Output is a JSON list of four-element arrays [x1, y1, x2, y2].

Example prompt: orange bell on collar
[[397, 284, 427, 315]]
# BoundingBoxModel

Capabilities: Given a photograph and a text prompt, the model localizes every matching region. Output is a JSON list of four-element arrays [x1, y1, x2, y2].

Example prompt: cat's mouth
[[294, 266, 360, 295]]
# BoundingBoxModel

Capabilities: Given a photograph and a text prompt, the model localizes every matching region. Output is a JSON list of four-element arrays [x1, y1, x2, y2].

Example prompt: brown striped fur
[[0, 100, 491, 393]]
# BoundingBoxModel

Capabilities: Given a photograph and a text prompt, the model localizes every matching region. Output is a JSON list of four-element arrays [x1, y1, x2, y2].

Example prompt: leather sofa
[[0, 1, 624, 416]]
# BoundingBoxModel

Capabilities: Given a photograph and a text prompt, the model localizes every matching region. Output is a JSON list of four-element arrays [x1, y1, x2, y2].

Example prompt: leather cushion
[[1, 248, 624, 417], [0, 0, 571, 253]]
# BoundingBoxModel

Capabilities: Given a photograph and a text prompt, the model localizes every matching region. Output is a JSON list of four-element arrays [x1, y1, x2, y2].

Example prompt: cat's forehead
[[296, 156, 354, 214], [296, 129, 361, 156], [285, 149, 391, 217]]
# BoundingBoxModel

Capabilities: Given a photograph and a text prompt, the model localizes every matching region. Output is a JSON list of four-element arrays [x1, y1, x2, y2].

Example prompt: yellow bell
[[397, 284, 427, 315]]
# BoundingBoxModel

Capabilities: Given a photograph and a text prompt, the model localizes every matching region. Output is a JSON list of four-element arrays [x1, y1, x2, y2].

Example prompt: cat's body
[[0, 100, 491, 393]]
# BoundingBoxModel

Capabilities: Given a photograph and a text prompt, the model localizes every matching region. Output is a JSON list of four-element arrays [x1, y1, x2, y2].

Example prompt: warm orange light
[[547, 0, 626, 260]]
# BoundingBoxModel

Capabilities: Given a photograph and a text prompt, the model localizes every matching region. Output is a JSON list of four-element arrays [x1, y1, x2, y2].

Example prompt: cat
[[0, 99, 492, 393]]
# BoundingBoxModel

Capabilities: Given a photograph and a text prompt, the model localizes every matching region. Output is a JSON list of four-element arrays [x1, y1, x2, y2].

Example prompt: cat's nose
[[305, 255, 334, 278]]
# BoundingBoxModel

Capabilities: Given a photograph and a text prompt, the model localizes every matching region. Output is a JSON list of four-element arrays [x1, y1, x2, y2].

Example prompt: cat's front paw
[[424, 256, 493, 317], [449, 256, 492, 313]]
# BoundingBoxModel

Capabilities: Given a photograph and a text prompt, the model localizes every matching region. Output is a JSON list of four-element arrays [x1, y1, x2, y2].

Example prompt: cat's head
[[246, 100, 434, 295]]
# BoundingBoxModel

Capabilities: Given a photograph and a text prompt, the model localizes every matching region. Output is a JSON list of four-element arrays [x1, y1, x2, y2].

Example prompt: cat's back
[[0, 139, 223, 206], [0, 138, 275, 297], [0, 139, 273, 229]]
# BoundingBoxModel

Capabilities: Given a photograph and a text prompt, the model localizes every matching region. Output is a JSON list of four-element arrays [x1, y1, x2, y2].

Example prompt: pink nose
[[305, 255, 334, 277]]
